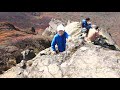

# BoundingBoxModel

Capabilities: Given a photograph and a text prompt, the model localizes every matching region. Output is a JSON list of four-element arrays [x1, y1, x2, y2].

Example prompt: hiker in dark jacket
[[51, 24, 70, 55], [81, 17, 92, 34]]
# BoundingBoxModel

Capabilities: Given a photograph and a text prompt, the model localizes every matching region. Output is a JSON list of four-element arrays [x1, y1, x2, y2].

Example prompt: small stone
[[80, 47, 88, 51], [40, 50, 47, 56]]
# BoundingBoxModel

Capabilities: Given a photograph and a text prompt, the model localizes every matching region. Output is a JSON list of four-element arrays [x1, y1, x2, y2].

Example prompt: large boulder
[[42, 18, 65, 36], [65, 22, 81, 40], [42, 20, 82, 40]]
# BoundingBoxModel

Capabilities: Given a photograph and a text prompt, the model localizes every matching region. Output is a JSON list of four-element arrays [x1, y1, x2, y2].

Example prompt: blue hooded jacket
[[82, 19, 92, 30], [51, 31, 69, 52]]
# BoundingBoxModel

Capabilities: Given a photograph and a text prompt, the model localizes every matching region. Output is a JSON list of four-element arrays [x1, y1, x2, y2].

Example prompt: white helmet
[[57, 24, 65, 32]]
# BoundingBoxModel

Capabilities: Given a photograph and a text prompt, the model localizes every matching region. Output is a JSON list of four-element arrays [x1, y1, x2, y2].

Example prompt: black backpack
[[93, 35, 116, 50], [94, 36, 107, 46]]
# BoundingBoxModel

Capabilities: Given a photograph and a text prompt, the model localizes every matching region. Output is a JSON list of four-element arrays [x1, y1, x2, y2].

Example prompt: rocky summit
[[1, 42, 120, 78], [0, 18, 120, 78]]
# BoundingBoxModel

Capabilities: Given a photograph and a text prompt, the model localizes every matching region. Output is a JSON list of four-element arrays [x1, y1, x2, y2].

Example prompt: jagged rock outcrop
[[1, 42, 120, 78], [65, 22, 81, 40], [64, 21, 120, 50], [42, 18, 65, 37]]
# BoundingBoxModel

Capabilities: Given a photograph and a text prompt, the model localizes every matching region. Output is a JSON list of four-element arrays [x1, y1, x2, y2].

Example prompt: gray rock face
[[61, 45, 120, 78], [42, 18, 65, 36], [1, 43, 120, 78]]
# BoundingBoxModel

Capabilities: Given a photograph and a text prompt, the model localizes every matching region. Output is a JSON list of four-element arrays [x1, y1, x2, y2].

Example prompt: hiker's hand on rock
[[68, 39, 72, 42], [67, 37, 72, 42]]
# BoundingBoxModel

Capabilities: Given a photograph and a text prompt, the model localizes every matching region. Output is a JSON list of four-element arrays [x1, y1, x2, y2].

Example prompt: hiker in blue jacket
[[81, 17, 92, 34], [51, 24, 70, 55]]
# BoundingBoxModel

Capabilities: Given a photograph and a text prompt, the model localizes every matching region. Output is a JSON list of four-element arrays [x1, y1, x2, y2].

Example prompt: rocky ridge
[[0, 19, 120, 78]]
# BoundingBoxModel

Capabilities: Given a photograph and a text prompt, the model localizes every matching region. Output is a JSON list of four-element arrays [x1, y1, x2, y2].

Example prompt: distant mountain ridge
[[0, 12, 120, 47]]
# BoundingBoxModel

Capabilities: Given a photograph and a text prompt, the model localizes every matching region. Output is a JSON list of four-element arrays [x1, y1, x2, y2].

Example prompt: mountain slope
[[0, 19, 120, 78], [1, 43, 120, 78]]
